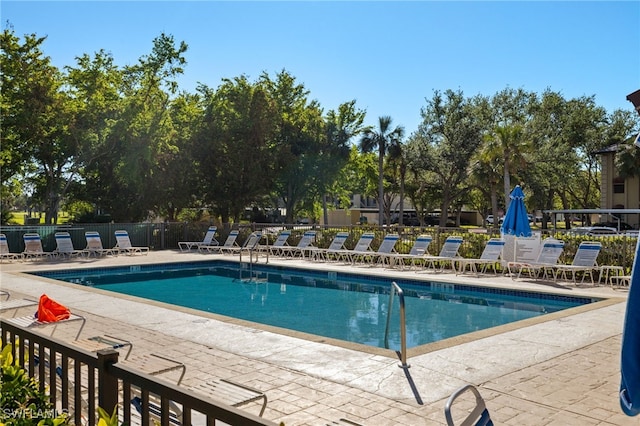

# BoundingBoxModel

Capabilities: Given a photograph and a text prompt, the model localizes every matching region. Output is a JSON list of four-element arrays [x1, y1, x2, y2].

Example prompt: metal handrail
[[239, 233, 263, 279], [384, 281, 409, 368], [239, 249, 253, 278]]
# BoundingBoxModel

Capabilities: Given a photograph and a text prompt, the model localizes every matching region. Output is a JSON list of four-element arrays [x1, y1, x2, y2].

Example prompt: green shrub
[[0, 341, 69, 425]]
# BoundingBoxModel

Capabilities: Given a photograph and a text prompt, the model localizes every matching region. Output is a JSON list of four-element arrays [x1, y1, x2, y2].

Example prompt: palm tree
[[387, 136, 406, 225], [469, 153, 503, 228], [483, 124, 529, 209], [616, 133, 640, 179], [359, 116, 405, 226]]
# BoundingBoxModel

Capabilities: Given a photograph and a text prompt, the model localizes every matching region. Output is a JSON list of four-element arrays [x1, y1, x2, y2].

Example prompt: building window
[[613, 177, 625, 194]]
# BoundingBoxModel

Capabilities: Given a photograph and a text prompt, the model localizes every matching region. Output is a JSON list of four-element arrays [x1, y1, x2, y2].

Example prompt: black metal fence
[[0, 223, 500, 255], [0, 319, 276, 426], [1, 223, 637, 272]]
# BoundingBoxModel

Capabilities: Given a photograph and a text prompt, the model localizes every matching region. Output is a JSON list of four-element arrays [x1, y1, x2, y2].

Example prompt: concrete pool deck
[[0, 251, 635, 425]]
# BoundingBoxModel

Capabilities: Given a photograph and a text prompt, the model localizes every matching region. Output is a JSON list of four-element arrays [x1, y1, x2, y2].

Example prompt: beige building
[[598, 144, 640, 208], [587, 89, 640, 229], [594, 137, 640, 229]]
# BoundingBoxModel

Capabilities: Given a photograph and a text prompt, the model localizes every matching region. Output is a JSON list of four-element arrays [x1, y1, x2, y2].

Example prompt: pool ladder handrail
[[385, 281, 409, 368], [239, 233, 265, 279]]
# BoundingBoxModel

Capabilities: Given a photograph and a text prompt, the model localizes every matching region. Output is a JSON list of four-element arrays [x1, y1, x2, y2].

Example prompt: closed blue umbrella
[[621, 236, 640, 416], [500, 185, 532, 237]]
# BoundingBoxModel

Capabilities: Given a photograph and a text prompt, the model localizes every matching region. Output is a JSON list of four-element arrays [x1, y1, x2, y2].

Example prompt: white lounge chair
[[553, 241, 602, 284], [22, 233, 53, 261], [454, 238, 505, 275], [385, 235, 433, 269], [0, 233, 21, 262], [84, 231, 117, 256], [131, 377, 267, 423], [507, 238, 565, 280], [263, 230, 292, 256], [422, 236, 464, 272], [53, 232, 87, 258], [114, 230, 149, 255], [178, 226, 218, 252], [202, 230, 240, 253], [219, 231, 262, 256], [333, 233, 376, 264], [190, 378, 267, 416], [0, 297, 39, 317], [71, 334, 133, 360], [358, 234, 400, 266], [5, 313, 87, 340], [611, 274, 631, 288], [305, 231, 350, 261], [278, 231, 317, 258]]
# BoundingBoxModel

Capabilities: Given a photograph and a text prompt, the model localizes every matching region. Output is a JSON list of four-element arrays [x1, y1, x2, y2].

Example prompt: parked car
[[424, 215, 440, 226], [567, 226, 618, 236], [593, 221, 633, 231], [447, 216, 470, 226], [391, 212, 420, 226], [485, 215, 503, 225], [404, 217, 421, 226]]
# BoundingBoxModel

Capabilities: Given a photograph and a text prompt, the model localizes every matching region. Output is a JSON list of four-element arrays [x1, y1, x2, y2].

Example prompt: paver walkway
[[0, 251, 635, 425]]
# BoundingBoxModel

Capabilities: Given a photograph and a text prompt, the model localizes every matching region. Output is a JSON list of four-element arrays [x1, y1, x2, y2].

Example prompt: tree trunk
[[378, 151, 384, 226], [503, 157, 511, 210], [322, 194, 329, 226], [285, 181, 295, 224], [399, 164, 405, 226], [491, 184, 499, 229]]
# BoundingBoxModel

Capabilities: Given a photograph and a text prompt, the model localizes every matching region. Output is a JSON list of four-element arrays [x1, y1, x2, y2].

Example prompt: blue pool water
[[34, 261, 598, 350]]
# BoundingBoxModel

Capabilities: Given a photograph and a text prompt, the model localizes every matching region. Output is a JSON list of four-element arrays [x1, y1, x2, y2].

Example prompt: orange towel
[[36, 294, 70, 323]]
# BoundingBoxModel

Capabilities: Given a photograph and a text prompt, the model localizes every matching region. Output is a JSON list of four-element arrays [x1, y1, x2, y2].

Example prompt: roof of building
[[544, 209, 640, 214]]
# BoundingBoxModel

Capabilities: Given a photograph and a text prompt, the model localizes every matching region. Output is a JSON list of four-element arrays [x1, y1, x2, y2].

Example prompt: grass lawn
[[8, 211, 70, 225]]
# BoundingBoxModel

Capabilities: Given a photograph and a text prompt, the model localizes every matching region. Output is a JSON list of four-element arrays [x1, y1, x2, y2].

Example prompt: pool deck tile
[[0, 250, 634, 425]]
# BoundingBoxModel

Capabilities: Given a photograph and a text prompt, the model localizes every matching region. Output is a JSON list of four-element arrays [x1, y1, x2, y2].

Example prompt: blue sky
[[3, 1, 639, 134]]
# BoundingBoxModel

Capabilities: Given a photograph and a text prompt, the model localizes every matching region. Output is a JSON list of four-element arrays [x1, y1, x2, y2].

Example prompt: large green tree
[[86, 33, 187, 222], [262, 70, 326, 224], [527, 91, 592, 228], [311, 101, 366, 224], [0, 29, 78, 223], [408, 89, 483, 227], [64, 49, 125, 220], [0, 29, 37, 205], [155, 92, 205, 221], [196, 76, 279, 222], [560, 95, 608, 211]]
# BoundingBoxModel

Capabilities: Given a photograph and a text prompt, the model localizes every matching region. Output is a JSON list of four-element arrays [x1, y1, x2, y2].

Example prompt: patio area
[[0, 251, 634, 425]]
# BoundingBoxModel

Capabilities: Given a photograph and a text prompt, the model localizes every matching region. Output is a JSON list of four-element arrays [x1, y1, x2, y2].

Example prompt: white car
[[568, 226, 618, 236], [485, 215, 503, 225]]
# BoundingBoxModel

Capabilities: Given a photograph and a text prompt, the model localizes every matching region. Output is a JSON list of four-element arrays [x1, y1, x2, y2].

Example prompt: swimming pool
[[33, 261, 600, 351]]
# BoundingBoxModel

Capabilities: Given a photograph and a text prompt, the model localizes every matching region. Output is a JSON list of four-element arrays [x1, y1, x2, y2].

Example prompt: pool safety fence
[[1, 223, 636, 271], [0, 223, 501, 254]]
